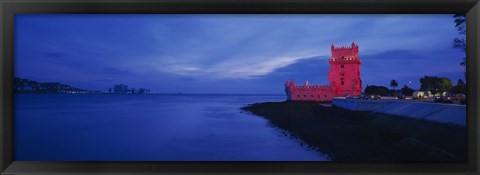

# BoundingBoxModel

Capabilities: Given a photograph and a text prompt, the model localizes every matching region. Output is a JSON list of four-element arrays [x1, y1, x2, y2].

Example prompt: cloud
[[102, 68, 135, 76], [135, 14, 457, 80], [43, 52, 64, 58], [15, 14, 463, 93], [94, 79, 116, 82], [147, 50, 326, 79], [207, 51, 325, 79]]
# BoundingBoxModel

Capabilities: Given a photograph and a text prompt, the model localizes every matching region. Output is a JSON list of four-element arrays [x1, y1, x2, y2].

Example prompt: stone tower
[[328, 42, 362, 96]]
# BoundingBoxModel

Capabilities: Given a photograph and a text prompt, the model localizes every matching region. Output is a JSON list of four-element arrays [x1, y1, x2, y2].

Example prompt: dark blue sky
[[15, 14, 465, 94]]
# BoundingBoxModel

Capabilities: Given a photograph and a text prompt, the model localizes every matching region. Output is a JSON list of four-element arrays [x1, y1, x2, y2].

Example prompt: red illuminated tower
[[328, 42, 362, 96]]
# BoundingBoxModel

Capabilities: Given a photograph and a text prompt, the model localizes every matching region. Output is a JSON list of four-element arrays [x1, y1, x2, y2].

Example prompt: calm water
[[14, 94, 329, 161]]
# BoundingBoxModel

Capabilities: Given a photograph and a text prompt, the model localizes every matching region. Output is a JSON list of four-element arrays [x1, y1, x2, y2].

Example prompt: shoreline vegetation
[[241, 101, 466, 161]]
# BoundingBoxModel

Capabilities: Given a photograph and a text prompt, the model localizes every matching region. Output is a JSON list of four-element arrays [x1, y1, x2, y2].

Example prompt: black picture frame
[[1, 0, 479, 174]]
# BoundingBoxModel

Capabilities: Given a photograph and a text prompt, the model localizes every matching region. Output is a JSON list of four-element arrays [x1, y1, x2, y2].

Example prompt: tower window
[[341, 81, 344, 85], [340, 73, 344, 76], [341, 64, 344, 68]]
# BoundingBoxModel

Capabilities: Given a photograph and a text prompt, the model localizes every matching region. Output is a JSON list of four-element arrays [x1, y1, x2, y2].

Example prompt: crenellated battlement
[[292, 87, 331, 92], [331, 46, 356, 50], [290, 85, 332, 91], [328, 57, 361, 63], [285, 80, 334, 102], [285, 80, 330, 90], [331, 41, 359, 50], [331, 42, 359, 59]]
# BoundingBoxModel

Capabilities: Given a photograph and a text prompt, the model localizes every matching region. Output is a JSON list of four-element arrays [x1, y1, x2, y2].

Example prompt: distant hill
[[14, 78, 98, 94]]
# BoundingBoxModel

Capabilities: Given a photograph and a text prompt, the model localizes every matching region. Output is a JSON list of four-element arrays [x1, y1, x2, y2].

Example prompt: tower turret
[[328, 42, 362, 96]]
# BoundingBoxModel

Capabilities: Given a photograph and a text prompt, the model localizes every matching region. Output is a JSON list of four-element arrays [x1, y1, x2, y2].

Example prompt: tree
[[390, 79, 398, 90], [364, 85, 389, 96], [451, 79, 466, 94], [453, 14, 466, 78], [419, 76, 454, 94], [457, 79, 466, 87], [401, 85, 415, 96]]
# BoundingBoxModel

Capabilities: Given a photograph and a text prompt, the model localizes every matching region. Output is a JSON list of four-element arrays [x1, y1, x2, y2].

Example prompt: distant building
[[113, 84, 129, 94], [285, 42, 362, 102], [109, 84, 151, 94]]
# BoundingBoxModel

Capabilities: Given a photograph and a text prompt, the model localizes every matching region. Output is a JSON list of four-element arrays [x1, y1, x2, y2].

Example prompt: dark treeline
[[365, 76, 465, 96], [14, 77, 97, 94]]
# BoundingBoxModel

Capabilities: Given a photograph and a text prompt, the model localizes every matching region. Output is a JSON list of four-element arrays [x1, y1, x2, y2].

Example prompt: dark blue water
[[14, 94, 329, 161]]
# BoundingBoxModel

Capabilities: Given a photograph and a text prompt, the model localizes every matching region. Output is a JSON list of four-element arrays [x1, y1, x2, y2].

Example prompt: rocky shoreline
[[241, 101, 466, 161]]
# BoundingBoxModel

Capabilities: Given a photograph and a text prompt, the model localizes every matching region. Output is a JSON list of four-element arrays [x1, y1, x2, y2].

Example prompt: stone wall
[[332, 98, 466, 127]]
